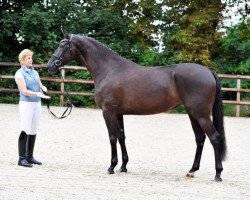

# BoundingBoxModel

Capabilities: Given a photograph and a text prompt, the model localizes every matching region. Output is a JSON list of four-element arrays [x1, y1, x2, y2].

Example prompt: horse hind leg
[[196, 116, 224, 182], [117, 115, 129, 173], [187, 114, 206, 178]]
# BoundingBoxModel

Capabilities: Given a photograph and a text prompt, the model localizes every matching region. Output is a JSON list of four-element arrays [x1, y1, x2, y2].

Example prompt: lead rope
[[46, 71, 74, 119]]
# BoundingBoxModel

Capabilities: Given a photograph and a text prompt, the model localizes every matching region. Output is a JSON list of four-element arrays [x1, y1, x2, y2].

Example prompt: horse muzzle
[[47, 64, 60, 75]]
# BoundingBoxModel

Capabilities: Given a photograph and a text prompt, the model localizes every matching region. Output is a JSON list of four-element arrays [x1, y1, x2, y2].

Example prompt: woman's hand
[[36, 92, 50, 99], [41, 85, 48, 93]]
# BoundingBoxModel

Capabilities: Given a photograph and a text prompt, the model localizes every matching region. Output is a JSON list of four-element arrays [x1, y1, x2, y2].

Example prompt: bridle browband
[[47, 34, 74, 120]]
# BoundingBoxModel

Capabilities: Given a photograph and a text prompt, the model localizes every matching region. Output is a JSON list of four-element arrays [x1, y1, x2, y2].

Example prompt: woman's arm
[[16, 78, 37, 96], [39, 79, 48, 92]]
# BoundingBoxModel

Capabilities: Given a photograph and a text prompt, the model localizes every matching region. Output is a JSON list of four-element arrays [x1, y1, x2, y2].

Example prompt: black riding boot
[[18, 131, 32, 167], [26, 135, 42, 165]]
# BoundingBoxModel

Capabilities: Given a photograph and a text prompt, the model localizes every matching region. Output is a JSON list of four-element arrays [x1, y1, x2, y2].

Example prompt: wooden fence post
[[60, 68, 65, 107], [236, 78, 241, 117]]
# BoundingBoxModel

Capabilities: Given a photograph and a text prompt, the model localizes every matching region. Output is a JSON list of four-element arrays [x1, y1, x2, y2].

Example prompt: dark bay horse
[[47, 29, 227, 182]]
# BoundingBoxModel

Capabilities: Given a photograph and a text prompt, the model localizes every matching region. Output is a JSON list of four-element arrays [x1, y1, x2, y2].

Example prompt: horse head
[[47, 27, 76, 74]]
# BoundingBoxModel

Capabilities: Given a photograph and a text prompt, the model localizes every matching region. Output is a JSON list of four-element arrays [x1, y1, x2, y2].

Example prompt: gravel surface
[[0, 103, 249, 200]]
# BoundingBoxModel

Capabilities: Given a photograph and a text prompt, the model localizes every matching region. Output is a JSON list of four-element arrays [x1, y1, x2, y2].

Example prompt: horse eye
[[60, 42, 68, 48]]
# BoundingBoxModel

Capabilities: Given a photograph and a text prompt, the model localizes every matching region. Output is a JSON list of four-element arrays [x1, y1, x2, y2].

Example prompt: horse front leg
[[117, 115, 129, 173], [103, 111, 118, 174]]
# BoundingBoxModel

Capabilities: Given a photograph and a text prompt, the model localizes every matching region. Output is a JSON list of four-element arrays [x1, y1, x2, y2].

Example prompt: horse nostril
[[47, 66, 54, 74]]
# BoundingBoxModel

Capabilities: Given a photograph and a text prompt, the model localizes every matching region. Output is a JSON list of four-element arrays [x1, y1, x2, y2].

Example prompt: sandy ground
[[0, 103, 250, 200]]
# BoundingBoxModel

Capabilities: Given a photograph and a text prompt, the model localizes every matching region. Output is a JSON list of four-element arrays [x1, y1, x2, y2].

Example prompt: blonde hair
[[18, 49, 33, 63]]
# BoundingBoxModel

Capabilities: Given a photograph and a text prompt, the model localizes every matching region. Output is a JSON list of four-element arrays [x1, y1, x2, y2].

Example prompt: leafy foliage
[[0, 0, 249, 112], [162, 0, 225, 67], [216, 20, 250, 102], [216, 20, 250, 75]]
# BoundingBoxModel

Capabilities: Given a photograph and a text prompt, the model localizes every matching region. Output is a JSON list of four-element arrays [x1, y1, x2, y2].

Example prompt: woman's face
[[22, 54, 33, 68]]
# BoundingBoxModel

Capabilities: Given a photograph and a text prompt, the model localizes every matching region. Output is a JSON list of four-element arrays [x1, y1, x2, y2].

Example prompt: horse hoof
[[214, 176, 222, 182], [119, 167, 128, 173], [186, 172, 194, 178], [107, 169, 115, 175]]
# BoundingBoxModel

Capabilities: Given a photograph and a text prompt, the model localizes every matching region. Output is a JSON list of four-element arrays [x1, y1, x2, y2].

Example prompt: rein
[[45, 73, 74, 120], [46, 35, 74, 120]]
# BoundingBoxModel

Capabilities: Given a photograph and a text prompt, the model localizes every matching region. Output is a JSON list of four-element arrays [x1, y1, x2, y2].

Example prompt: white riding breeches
[[19, 101, 42, 135]]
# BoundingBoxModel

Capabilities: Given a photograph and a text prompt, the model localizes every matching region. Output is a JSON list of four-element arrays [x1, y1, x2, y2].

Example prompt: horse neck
[[75, 38, 122, 84]]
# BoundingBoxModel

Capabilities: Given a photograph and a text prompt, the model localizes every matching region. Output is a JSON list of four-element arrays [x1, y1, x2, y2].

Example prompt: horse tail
[[211, 71, 227, 161]]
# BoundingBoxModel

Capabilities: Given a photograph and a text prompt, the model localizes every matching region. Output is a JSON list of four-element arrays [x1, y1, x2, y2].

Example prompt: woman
[[15, 49, 50, 167]]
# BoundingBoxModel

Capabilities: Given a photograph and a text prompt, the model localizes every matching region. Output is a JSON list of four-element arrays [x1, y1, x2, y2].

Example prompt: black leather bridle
[[52, 35, 73, 68], [47, 35, 74, 119]]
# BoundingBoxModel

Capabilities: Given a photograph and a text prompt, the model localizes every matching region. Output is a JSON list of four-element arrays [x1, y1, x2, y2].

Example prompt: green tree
[[161, 0, 225, 67], [213, 20, 250, 102], [215, 19, 250, 75]]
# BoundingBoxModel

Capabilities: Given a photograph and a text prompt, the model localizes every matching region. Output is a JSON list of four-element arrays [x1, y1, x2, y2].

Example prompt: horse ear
[[61, 26, 69, 39]]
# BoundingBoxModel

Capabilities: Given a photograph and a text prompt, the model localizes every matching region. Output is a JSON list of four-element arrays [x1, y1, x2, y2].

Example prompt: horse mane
[[72, 34, 140, 67], [76, 34, 121, 57]]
